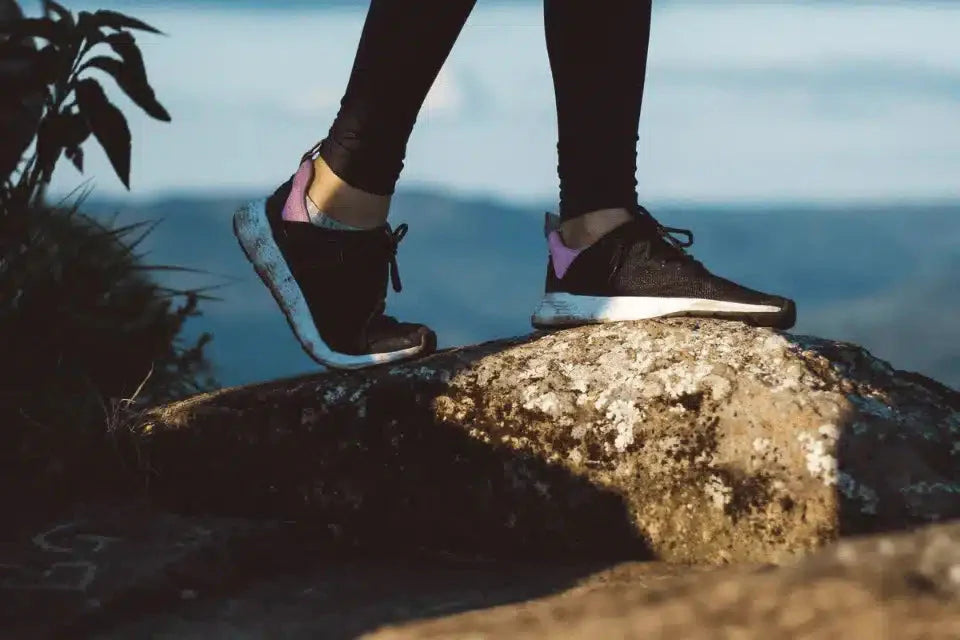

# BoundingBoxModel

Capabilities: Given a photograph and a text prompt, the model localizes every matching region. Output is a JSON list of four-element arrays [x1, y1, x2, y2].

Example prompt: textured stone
[[137, 318, 960, 564], [366, 519, 960, 640]]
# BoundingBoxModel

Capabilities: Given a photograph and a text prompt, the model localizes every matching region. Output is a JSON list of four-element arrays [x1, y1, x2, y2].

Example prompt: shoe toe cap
[[368, 323, 437, 356]]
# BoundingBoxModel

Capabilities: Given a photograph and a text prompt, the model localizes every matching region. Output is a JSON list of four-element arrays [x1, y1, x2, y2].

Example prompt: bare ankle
[[307, 156, 391, 229], [559, 207, 632, 249]]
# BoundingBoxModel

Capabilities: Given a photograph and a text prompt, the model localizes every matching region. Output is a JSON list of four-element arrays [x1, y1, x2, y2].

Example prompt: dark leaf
[[75, 12, 101, 44], [80, 54, 122, 80], [61, 111, 92, 149], [130, 264, 211, 274], [155, 286, 223, 303], [65, 145, 83, 172], [75, 79, 131, 189], [0, 43, 62, 97], [88, 10, 164, 35], [0, 44, 51, 94], [34, 116, 62, 178], [0, 38, 36, 63], [34, 111, 86, 178], [83, 42, 170, 122], [43, 1, 75, 29], [0, 17, 64, 43], [34, 43, 66, 85]]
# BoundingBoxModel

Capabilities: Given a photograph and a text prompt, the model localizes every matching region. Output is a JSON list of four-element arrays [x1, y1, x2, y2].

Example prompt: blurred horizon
[[13, 0, 957, 388]]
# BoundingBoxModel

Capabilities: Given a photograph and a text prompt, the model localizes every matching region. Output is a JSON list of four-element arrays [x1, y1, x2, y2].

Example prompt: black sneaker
[[232, 150, 436, 369], [531, 207, 796, 330]]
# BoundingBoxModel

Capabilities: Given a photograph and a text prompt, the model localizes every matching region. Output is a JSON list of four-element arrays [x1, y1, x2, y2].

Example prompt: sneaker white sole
[[531, 292, 786, 328], [232, 198, 427, 370]]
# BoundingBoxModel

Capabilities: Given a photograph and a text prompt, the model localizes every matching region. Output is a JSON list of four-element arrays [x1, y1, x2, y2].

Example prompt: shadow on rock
[[136, 336, 651, 563], [792, 337, 960, 537]]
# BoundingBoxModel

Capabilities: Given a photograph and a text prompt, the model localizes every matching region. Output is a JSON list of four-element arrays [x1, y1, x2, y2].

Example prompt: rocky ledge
[[367, 519, 960, 639], [135, 318, 960, 565]]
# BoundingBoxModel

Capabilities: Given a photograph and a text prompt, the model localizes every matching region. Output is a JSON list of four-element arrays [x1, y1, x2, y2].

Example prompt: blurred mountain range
[[82, 191, 960, 390]]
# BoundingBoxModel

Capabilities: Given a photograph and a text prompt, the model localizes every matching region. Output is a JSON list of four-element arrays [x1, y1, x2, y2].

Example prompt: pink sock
[[281, 159, 313, 223], [548, 230, 583, 279]]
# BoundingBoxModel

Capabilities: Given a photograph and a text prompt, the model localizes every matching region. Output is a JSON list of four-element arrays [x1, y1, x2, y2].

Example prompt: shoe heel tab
[[301, 140, 324, 163], [543, 212, 561, 239]]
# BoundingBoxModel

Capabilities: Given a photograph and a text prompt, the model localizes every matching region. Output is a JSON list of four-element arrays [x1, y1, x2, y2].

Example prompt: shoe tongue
[[620, 216, 690, 260]]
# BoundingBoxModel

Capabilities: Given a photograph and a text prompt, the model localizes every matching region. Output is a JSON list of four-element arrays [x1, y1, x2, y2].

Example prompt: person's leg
[[534, 0, 796, 330], [545, 0, 651, 249], [297, 0, 478, 229], [236, 0, 476, 368]]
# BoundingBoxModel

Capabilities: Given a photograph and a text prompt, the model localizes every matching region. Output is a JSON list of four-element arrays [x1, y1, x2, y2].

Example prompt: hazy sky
[[37, 1, 960, 206]]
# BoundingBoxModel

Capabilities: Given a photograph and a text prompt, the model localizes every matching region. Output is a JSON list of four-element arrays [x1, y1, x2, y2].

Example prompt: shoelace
[[635, 206, 694, 256], [386, 223, 408, 293], [609, 207, 699, 281], [365, 223, 409, 329]]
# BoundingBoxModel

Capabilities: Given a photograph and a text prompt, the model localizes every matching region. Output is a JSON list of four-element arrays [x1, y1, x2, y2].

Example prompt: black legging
[[317, 0, 652, 222]]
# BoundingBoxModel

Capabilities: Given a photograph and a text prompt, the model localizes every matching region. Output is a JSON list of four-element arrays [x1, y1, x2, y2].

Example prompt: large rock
[[137, 319, 960, 564]]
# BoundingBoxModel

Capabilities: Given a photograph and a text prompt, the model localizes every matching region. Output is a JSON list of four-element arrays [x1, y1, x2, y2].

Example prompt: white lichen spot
[[692, 449, 714, 466], [900, 481, 960, 496], [797, 424, 839, 486], [568, 449, 583, 465], [818, 423, 839, 439], [704, 475, 733, 511], [753, 438, 772, 453], [323, 385, 347, 405], [656, 361, 714, 399], [349, 384, 371, 404], [634, 351, 658, 373], [560, 364, 591, 394], [516, 362, 550, 382], [837, 471, 879, 514], [389, 365, 447, 382], [779, 362, 806, 387], [639, 380, 664, 399], [522, 388, 563, 417], [571, 424, 588, 440], [761, 333, 789, 353], [850, 394, 895, 419], [604, 398, 641, 452], [702, 374, 733, 401], [851, 421, 872, 436]]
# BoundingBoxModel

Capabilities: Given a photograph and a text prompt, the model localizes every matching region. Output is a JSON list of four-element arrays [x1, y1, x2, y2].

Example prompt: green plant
[[0, 2, 218, 498], [0, 197, 219, 494], [1, 0, 170, 205]]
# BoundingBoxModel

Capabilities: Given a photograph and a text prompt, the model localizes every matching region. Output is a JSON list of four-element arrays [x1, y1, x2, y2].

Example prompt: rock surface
[[0, 500, 709, 638], [2, 503, 957, 638], [367, 519, 960, 640], [137, 319, 960, 565]]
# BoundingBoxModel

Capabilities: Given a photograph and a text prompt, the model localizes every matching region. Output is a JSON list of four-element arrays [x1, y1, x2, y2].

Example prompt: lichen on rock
[[137, 318, 960, 565]]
